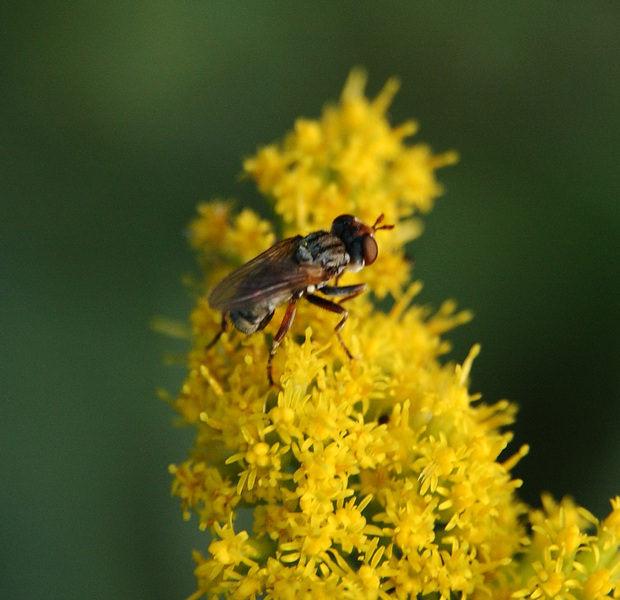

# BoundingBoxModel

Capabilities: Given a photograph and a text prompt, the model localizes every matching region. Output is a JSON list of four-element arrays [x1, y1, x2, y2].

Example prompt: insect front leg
[[305, 287, 364, 360], [267, 294, 300, 386], [320, 283, 367, 302]]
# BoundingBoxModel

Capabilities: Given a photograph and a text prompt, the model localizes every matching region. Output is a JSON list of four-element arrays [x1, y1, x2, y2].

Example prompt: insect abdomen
[[229, 307, 275, 334]]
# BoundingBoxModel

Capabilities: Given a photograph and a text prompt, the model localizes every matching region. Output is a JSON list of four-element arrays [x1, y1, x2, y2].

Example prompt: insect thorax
[[295, 231, 349, 275]]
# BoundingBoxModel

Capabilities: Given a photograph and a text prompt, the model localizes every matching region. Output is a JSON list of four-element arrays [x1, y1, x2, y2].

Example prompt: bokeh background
[[2, 3, 619, 599]]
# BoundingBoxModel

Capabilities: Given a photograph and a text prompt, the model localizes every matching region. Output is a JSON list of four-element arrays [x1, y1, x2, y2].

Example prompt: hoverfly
[[207, 214, 394, 385]]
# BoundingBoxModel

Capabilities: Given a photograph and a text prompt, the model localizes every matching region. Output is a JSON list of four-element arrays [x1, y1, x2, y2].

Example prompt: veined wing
[[208, 236, 329, 311]]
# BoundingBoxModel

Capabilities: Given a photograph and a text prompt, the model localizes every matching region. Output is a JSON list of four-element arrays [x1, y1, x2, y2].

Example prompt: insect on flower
[[207, 214, 394, 385]]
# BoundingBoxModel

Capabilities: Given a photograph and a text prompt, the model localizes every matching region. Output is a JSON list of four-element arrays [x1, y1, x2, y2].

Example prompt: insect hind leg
[[206, 313, 229, 350]]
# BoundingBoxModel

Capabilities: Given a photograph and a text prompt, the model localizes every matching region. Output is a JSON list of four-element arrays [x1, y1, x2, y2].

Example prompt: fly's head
[[330, 214, 394, 273]]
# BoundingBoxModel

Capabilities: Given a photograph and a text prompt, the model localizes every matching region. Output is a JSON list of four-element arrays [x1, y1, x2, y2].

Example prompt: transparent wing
[[208, 236, 329, 311]]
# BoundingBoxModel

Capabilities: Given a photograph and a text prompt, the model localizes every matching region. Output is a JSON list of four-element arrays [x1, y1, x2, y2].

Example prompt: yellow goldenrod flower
[[165, 71, 620, 599]]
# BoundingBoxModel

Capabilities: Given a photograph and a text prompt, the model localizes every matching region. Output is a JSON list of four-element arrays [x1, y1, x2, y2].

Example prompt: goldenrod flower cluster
[[167, 72, 620, 599]]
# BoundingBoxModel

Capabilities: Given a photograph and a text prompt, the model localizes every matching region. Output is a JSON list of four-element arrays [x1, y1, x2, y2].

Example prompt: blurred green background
[[2, 3, 619, 599]]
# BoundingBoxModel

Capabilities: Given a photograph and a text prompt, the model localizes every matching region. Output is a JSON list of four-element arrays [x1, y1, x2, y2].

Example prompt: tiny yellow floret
[[165, 71, 620, 600]]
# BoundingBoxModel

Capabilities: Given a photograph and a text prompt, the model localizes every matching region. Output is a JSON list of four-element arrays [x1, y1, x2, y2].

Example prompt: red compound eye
[[362, 234, 378, 265]]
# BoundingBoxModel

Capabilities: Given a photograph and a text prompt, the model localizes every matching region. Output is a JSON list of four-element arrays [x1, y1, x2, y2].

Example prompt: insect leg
[[267, 295, 299, 386], [206, 313, 228, 350], [319, 283, 366, 301], [305, 293, 356, 359]]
